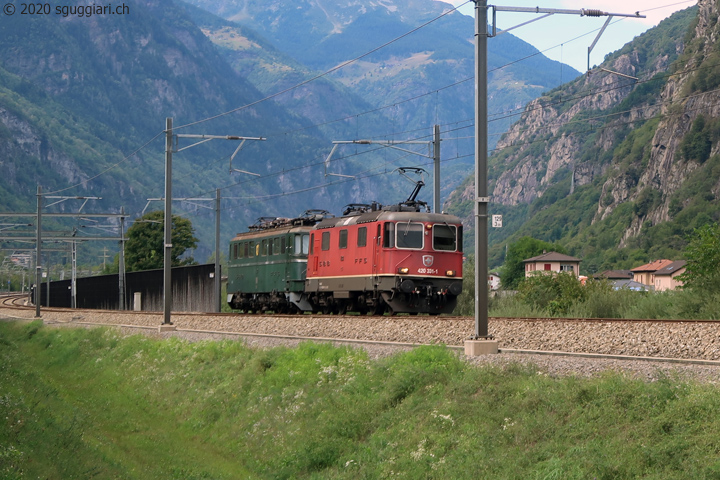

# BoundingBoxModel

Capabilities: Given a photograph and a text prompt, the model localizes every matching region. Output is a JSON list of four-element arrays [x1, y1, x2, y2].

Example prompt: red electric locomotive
[[305, 180, 463, 315]]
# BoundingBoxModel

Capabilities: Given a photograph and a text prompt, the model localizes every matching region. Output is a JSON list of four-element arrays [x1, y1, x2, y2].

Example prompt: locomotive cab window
[[339, 229, 348, 249], [383, 223, 395, 248], [293, 234, 310, 255], [357, 227, 367, 247], [396, 222, 424, 249], [433, 225, 457, 251], [321, 231, 331, 251]]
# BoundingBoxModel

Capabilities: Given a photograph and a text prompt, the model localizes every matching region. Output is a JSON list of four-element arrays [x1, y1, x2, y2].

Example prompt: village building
[[653, 260, 687, 292], [523, 252, 581, 278]]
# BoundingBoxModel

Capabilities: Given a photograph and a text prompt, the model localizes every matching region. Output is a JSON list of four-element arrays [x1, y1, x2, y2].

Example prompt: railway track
[[3, 293, 720, 370], [2, 293, 717, 324]]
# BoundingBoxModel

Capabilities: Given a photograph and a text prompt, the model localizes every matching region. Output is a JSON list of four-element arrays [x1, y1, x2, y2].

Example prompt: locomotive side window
[[321, 231, 331, 251], [396, 222, 424, 249], [293, 233, 310, 254], [309, 233, 314, 254], [358, 227, 367, 247], [339, 229, 348, 249], [233, 244, 238, 259], [433, 225, 457, 251], [383, 223, 395, 248], [261, 239, 268, 256], [281, 236, 286, 254]]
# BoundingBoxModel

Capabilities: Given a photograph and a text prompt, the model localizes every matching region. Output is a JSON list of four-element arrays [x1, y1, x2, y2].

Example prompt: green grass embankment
[[2, 320, 720, 479]]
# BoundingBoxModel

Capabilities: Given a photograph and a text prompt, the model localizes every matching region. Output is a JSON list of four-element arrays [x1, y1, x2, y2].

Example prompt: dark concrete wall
[[35, 264, 218, 312]]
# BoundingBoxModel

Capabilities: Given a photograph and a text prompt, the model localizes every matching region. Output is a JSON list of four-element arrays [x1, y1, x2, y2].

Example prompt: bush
[[518, 272, 586, 316]]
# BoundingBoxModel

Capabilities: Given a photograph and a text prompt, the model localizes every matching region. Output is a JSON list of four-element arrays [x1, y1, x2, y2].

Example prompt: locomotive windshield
[[396, 222, 424, 249], [433, 225, 459, 251]]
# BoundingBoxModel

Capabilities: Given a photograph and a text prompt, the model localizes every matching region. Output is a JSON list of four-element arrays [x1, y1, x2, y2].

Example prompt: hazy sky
[[441, 0, 697, 73]]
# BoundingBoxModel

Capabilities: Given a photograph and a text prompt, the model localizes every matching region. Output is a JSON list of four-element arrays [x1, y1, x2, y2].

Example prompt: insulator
[[582, 9, 604, 17]]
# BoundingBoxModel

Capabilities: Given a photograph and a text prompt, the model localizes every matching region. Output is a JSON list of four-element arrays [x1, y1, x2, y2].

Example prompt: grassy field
[[2, 320, 720, 479]]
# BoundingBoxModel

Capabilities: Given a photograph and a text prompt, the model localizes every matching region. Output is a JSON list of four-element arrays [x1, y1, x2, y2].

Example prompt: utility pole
[[470, 0, 491, 348], [215, 189, 221, 313], [71, 240, 77, 308], [465, 2, 644, 356], [161, 119, 264, 327], [163, 117, 173, 328], [100, 247, 109, 270], [119, 207, 126, 310], [433, 125, 441, 213], [35, 186, 42, 318]]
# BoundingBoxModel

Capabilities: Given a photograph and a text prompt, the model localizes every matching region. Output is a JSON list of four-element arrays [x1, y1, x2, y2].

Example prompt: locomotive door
[[309, 233, 319, 276], [372, 223, 382, 284]]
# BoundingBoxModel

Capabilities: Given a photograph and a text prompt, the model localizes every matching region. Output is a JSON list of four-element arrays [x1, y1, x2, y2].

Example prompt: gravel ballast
[[3, 306, 720, 382]]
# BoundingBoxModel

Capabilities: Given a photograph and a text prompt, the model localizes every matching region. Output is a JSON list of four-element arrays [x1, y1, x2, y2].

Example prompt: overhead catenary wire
[[191, 78, 720, 208], [261, 0, 696, 140], [184, 57, 720, 204], [42, 0, 696, 200]]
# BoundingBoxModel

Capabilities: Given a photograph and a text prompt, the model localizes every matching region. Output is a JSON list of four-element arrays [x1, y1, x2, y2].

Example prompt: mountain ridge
[[446, 4, 720, 274]]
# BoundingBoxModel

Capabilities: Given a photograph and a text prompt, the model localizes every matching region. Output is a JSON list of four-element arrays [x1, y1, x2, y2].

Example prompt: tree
[[679, 223, 720, 292], [501, 236, 567, 290], [125, 210, 199, 272]]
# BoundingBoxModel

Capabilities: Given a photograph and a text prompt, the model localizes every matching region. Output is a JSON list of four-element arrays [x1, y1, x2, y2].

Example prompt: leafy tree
[[501, 237, 567, 290], [125, 211, 198, 272], [678, 223, 720, 292]]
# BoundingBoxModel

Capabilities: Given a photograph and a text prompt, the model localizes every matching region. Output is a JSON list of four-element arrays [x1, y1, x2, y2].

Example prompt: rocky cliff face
[[491, 47, 673, 207], [447, 4, 709, 256], [599, 0, 719, 246]]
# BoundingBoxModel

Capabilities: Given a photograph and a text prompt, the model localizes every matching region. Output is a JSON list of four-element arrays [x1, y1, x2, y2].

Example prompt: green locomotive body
[[226, 213, 326, 313]]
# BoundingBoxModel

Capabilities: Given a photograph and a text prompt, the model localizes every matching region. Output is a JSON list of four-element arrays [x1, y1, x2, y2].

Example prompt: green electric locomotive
[[227, 211, 330, 313]]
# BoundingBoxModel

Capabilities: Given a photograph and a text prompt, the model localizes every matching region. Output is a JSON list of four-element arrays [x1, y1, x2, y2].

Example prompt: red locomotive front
[[305, 204, 463, 315]]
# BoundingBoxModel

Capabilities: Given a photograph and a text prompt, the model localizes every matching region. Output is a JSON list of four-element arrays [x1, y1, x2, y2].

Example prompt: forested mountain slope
[[447, 4, 718, 274]]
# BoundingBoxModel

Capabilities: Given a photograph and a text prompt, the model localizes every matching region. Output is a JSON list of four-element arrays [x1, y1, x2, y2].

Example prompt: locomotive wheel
[[370, 302, 385, 316]]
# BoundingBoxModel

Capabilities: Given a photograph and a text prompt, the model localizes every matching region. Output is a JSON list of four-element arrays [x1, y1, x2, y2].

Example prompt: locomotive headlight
[[398, 267, 410, 274], [445, 270, 456, 277]]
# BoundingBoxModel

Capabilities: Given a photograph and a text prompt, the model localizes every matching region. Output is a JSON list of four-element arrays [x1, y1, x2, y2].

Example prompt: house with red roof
[[653, 260, 687, 291], [630, 259, 674, 287]]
